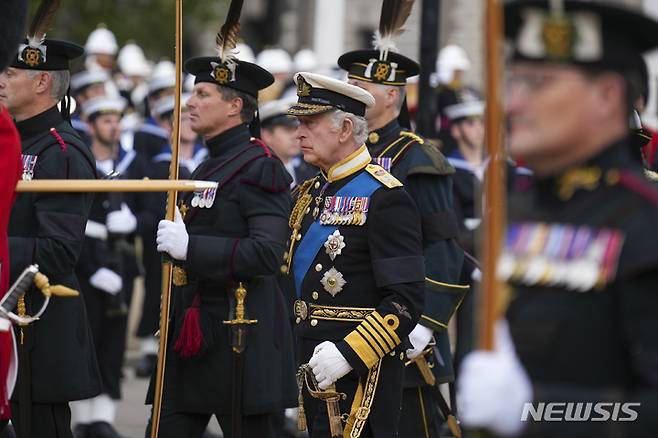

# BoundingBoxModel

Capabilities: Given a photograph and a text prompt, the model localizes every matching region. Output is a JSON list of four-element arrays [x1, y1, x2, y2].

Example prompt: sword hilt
[[0, 265, 38, 315], [223, 283, 258, 326]]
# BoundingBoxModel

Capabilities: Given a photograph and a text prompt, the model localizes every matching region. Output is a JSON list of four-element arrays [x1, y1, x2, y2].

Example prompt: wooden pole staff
[[479, 0, 506, 351], [150, 0, 183, 435]]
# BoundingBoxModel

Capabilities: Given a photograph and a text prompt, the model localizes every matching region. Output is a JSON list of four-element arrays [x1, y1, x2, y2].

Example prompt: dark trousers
[[82, 281, 129, 398], [145, 411, 279, 438], [0, 401, 72, 438], [398, 386, 442, 438], [145, 354, 281, 438]]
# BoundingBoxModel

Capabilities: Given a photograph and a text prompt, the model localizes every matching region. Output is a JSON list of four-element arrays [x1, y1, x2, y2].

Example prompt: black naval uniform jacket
[[366, 120, 465, 384], [289, 145, 425, 437], [75, 161, 130, 399], [9, 106, 102, 402], [502, 141, 658, 438], [146, 123, 297, 415]]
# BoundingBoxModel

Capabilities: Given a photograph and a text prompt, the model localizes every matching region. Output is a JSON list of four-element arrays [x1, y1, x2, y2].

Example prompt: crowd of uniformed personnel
[[0, 0, 657, 437]]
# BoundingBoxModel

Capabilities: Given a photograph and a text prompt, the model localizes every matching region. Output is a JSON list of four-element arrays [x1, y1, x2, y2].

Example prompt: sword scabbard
[[325, 383, 344, 437]]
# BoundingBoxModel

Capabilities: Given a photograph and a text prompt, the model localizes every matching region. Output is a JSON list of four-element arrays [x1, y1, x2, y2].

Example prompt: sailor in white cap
[[84, 24, 119, 73], [256, 47, 293, 102], [71, 95, 135, 438], [259, 97, 314, 187]]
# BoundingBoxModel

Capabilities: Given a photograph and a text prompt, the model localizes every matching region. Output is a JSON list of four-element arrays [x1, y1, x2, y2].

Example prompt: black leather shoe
[[87, 422, 126, 438], [135, 353, 157, 378]]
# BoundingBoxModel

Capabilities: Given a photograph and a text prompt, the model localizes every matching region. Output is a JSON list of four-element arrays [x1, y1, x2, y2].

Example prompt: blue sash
[[293, 171, 381, 298]]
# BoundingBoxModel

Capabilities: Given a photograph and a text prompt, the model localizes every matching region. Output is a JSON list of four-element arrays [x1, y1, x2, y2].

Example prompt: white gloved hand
[[309, 341, 352, 390], [457, 320, 533, 437], [106, 203, 137, 234], [156, 207, 188, 260], [89, 267, 123, 295], [406, 323, 434, 359]]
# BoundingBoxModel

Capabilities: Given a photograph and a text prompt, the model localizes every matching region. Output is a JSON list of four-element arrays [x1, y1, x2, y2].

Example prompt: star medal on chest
[[21, 154, 38, 181], [324, 230, 346, 261], [321, 267, 347, 297], [191, 187, 217, 209]]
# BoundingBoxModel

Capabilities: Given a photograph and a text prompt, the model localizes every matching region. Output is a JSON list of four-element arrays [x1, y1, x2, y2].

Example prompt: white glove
[[156, 207, 188, 261], [89, 267, 123, 295], [106, 203, 137, 234], [406, 323, 434, 359], [309, 341, 352, 390], [457, 320, 533, 437]]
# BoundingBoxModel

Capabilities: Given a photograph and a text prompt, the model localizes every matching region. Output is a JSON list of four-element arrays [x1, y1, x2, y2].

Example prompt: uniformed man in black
[[146, 43, 297, 438], [0, 27, 101, 438], [338, 7, 466, 434], [71, 96, 134, 438], [458, 1, 658, 437], [286, 71, 425, 438]]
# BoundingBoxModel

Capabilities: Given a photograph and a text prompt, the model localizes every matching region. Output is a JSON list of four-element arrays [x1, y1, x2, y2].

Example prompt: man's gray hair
[[217, 85, 258, 124], [27, 69, 71, 101], [328, 109, 369, 145]]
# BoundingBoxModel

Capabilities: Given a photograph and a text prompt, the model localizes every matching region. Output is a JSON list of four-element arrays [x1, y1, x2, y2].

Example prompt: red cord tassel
[[174, 294, 204, 358]]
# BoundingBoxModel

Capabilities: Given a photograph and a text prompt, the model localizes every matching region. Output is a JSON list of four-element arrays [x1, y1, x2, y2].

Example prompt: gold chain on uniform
[[283, 176, 318, 273]]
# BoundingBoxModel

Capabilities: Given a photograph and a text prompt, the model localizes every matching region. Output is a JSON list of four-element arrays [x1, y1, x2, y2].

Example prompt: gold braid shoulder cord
[[283, 176, 318, 273]]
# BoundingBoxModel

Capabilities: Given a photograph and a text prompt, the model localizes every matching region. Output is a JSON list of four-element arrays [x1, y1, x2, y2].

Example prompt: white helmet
[[148, 59, 176, 95], [293, 49, 318, 73], [118, 43, 152, 78], [256, 48, 292, 75], [436, 44, 471, 84], [85, 24, 119, 56], [235, 42, 256, 63]]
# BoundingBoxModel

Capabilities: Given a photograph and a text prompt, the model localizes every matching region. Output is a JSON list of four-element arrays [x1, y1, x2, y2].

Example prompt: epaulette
[[400, 130, 424, 144], [366, 164, 403, 188], [406, 139, 454, 176]]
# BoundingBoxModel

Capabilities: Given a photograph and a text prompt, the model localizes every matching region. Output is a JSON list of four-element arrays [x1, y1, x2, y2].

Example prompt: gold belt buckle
[[172, 266, 188, 286], [355, 406, 370, 421], [294, 300, 309, 320]]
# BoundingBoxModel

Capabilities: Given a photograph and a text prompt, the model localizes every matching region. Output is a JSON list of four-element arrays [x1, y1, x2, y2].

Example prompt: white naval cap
[[85, 24, 119, 56], [259, 96, 298, 126], [235, 42, 256, 64], [148, 59, 176, 95], [118, 43, 152, 78], [289, 72, 375, 117], [70, 70, 110, 94], [82, 96, 127, 119], [151, 93, 191, 119], [436, 44, 471, 85], [293, 49, 319, 73], [256, 48, 293, 75]]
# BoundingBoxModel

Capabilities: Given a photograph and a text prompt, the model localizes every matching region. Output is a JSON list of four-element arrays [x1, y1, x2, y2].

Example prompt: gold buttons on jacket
[[312, 291, 319, 300], [310, 319, 318, 327], [315, 263, 322, 272], [314, 181, 321, 189]]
